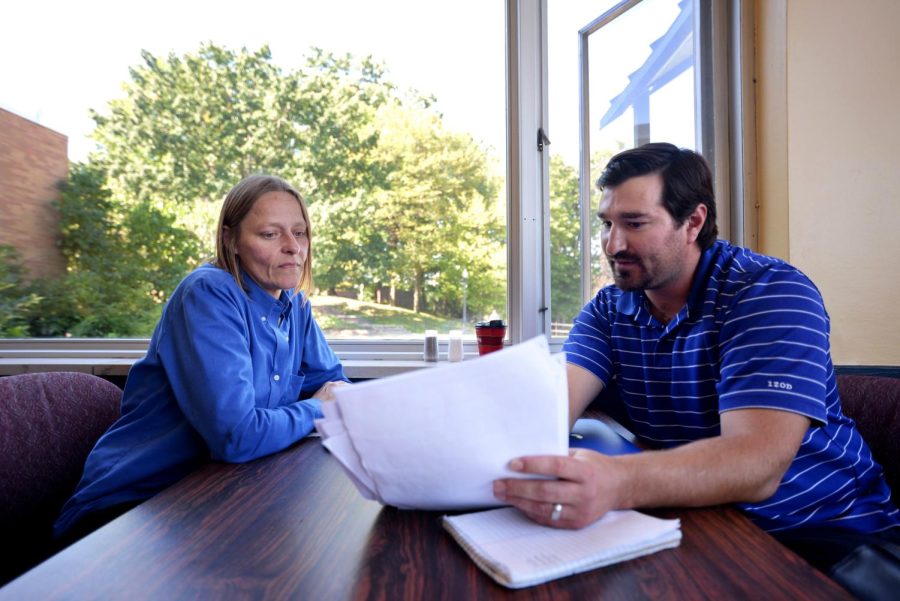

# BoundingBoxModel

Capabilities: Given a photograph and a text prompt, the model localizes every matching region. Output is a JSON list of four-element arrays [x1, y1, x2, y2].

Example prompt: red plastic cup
[[475, 320, 507, 355]]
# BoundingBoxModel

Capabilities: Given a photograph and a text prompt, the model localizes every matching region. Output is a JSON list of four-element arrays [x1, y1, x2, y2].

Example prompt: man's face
[[597, 173, 698, 292]]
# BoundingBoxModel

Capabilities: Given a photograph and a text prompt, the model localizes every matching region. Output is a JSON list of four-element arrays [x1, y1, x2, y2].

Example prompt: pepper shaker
[[423, 330, 438, 362]]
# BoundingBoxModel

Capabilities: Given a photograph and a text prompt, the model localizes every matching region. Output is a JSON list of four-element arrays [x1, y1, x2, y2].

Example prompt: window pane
[[0, 0, 507, 341], [547, 1, 619, 338], [548, 0, 698, 338], [588, 0, 697, 293]]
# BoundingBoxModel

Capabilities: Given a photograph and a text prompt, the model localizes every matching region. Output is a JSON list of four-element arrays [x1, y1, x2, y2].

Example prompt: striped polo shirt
[[564, 240, 900, 534]]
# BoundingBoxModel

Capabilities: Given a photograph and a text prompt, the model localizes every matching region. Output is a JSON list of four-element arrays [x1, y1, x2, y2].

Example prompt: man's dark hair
[[597, 142, 718, 249]]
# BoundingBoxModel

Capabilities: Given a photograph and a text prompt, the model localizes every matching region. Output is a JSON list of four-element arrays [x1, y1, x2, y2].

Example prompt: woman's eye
[[627, 222, 644, 229], [261, 232, 277, 240], [294, 231, 307, 239]]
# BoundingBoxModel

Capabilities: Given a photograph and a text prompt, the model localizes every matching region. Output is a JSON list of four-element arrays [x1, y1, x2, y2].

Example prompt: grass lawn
[[311, 295, 470, 339]]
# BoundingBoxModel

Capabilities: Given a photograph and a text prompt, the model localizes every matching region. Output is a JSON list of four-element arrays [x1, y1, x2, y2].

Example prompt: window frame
[[572, 0, 754, 315]]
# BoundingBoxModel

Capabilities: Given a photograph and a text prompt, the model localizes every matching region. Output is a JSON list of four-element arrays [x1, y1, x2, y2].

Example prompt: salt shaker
[[423, 329, 438, 362], [447, 330, 463, 362]]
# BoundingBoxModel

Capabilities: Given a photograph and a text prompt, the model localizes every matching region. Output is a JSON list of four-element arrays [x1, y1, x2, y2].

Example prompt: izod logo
[[767, 380, 794, 390]]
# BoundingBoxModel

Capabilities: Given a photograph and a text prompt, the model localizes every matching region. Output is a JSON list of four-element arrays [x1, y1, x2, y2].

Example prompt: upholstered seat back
[[837, 374, 900, 501], [0, 372, 121, 584]]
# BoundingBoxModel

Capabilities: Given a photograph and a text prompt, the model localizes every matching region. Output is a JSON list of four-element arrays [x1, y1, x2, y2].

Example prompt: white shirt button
[[262, 316, 267, 322], [273, 374, 280, 381]]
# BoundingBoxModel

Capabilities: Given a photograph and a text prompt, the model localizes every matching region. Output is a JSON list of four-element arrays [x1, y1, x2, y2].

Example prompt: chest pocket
[[283, 373, 306, 405]]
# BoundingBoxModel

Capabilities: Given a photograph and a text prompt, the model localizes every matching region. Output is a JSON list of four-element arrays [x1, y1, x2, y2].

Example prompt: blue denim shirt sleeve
[[53, 266, 350, 537], [156, 269, 343, 463], [296, 302, 349, 398]]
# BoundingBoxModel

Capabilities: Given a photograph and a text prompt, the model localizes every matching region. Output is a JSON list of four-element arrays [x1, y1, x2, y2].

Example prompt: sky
[[548, 0, 694, 163], [1, 0, 691, 167], [1, 0, 507, 162]]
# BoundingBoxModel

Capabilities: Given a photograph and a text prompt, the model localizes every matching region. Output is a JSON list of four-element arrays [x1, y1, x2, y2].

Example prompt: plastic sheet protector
[[315, 336, 569, 509]]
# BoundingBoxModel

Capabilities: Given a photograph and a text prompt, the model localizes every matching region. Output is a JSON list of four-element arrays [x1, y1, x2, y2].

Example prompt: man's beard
[[608, 252, 652, 291]]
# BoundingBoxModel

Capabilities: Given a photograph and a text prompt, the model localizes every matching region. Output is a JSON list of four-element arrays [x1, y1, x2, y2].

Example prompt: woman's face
[[229, 190, 309, 299]]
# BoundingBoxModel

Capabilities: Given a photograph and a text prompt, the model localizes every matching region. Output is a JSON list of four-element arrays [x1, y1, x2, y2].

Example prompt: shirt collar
[[685, 240, 726, 318], [613, 240, 726, 325], [242, 272, 295, 322], [615, 289, 642, 317], [614, 289, 658, 327]]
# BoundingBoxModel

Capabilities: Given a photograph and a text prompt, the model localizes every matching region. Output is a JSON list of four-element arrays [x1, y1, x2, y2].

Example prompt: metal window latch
[[537, 127, 551, 152]]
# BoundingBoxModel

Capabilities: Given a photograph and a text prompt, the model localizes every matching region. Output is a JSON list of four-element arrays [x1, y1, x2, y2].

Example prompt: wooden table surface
[[0, 436, 853, 600]]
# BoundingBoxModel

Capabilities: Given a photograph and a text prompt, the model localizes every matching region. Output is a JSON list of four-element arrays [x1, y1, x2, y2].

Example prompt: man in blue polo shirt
[[493, 143, 899, 576]]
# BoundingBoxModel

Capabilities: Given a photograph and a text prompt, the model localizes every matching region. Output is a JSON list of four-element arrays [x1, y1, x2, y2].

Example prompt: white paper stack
[[315, 336, 569, 510], [443, 507, 682, 589]]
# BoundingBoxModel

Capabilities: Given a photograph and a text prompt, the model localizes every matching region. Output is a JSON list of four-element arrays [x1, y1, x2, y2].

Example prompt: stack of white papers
[[443, 507, 682, 589], [315, 336, 569, 509]]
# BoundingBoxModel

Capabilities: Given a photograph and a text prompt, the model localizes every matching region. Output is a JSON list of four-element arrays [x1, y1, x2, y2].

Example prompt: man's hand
[[493, 449, 627, 529], [494, 408, 811, 530]]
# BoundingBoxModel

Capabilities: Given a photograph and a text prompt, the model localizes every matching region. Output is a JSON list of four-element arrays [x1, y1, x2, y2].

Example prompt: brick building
[[0, 107, 68, 280]]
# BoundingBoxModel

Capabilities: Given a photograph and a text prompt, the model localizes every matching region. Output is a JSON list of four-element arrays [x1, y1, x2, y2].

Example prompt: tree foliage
[[13, 43, 588, 337], [25, 163, 201, 337], [91, 45, 393, 244], [549, 146, 624, 326], [0, 246, 40, 337], [315, 100, 504, 317], [86, 43, 506, 327], [549, 155, 583, 324]]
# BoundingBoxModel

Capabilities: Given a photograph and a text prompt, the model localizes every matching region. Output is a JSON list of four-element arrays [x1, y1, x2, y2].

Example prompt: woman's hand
[[492, 449, 627, 529], [313, 380, 350, 402]]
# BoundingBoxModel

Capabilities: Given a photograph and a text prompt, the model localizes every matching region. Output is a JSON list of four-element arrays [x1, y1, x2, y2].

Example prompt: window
[[546, 0, 744, 339], [0, 0, 744, 369], [0, 0, 507, 352]]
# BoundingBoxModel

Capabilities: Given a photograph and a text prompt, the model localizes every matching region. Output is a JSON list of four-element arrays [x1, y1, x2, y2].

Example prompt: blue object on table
[[569, 418, 641, 455]]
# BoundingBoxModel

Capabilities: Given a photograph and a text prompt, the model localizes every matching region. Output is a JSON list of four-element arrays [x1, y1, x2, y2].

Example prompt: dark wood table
[[0, 437, 853, 600]]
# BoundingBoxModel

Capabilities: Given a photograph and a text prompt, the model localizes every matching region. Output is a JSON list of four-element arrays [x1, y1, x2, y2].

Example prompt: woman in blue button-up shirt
[[55, 175, 349, 541]]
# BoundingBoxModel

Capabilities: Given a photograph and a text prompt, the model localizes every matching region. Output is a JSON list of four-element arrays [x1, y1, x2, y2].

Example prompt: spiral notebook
[[443, 507, 681, 589]]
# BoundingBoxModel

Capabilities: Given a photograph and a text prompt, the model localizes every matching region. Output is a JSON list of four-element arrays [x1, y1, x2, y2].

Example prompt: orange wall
[[756, 0, 900, 365]]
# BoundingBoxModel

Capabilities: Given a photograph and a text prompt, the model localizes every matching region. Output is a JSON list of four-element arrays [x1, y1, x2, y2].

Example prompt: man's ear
[[685, 204, 707, 244]]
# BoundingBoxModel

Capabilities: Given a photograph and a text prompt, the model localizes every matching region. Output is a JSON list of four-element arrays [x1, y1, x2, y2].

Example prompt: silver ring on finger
[[550, 502, 563, 521]]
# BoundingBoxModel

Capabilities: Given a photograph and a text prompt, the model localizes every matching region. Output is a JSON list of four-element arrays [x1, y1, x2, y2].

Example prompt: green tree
[[42, 43, 508, 336], [362, 100, 504, 317], [588, 147, 620, 294], [549, 146, 622, 328], [26, 163, 201, 337], [91, 44, 393, 249], [0, 246, 40, 337], [311, 191, 392, 298], [549, 155, 583, 324]]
